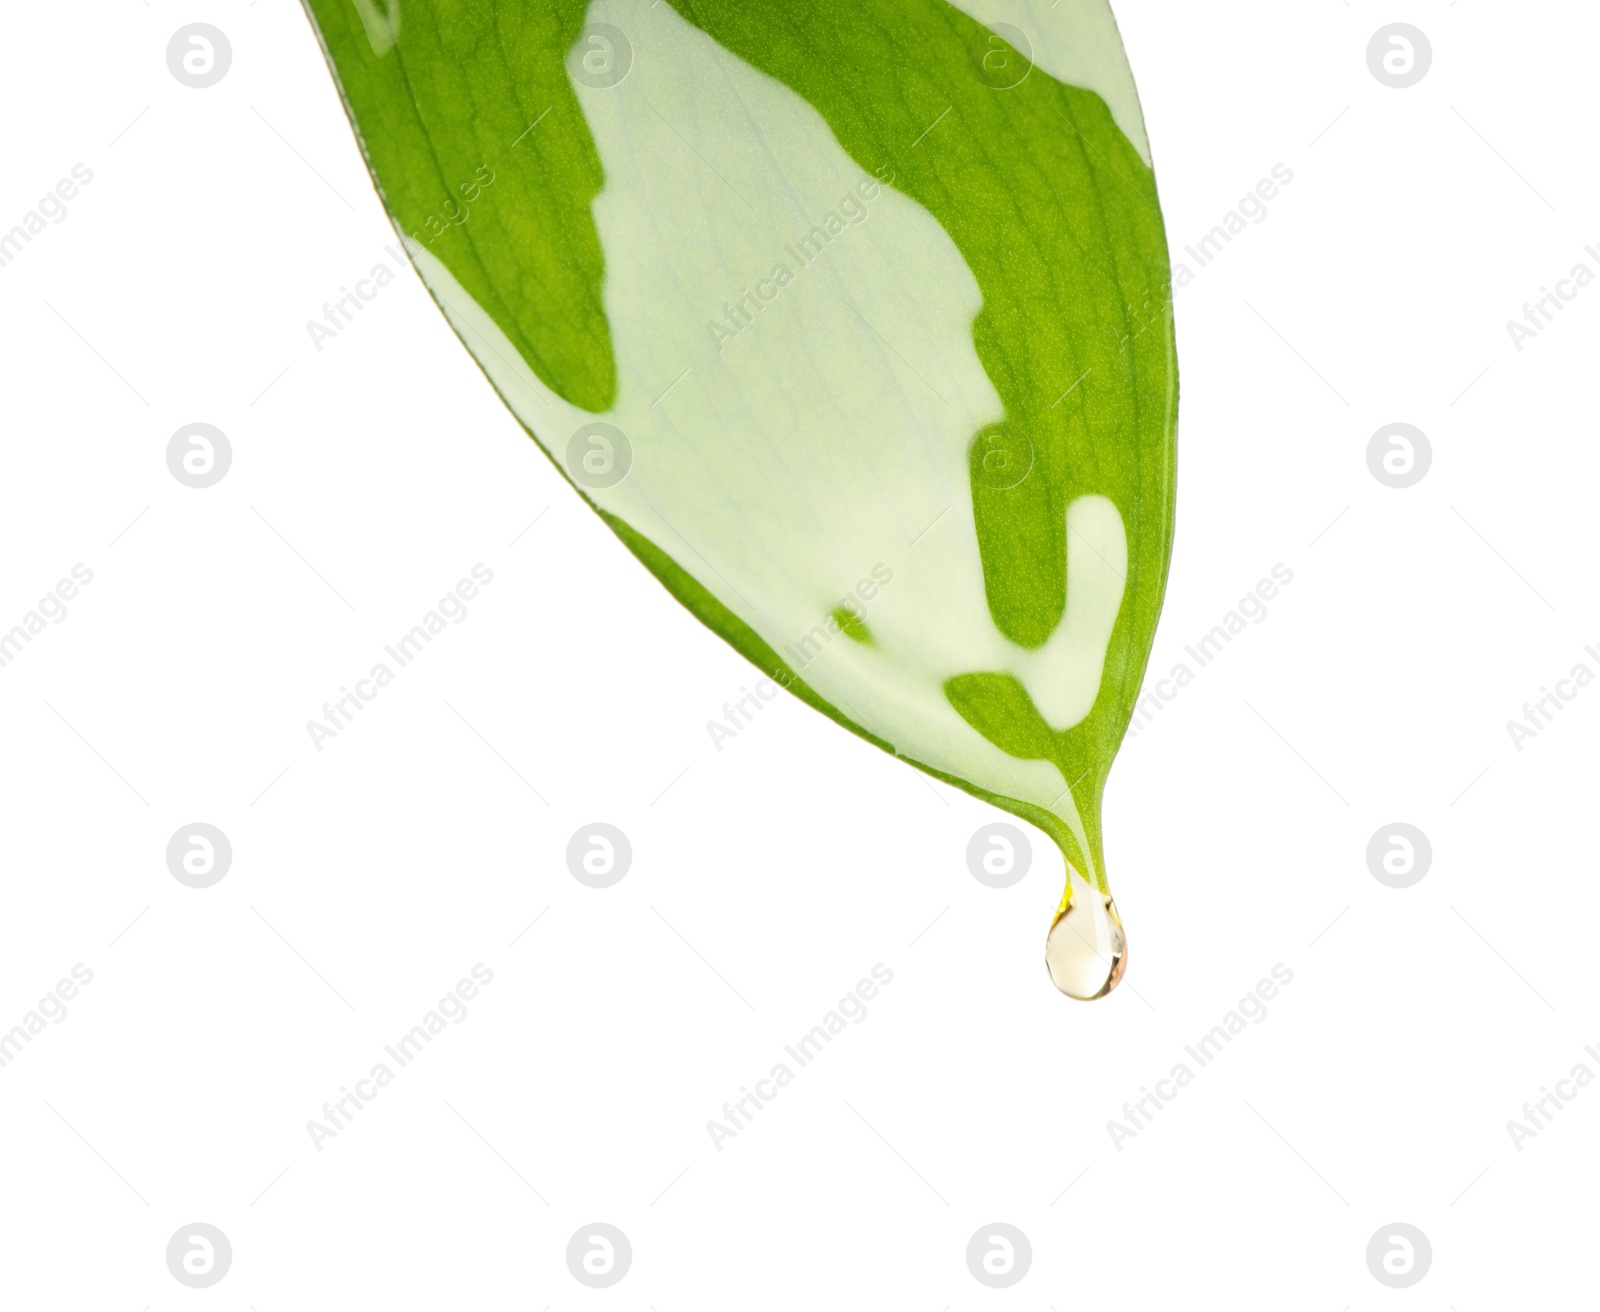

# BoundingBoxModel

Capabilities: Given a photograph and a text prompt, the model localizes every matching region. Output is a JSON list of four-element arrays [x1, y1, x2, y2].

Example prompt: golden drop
[[1044, 863, 1127, 1000]]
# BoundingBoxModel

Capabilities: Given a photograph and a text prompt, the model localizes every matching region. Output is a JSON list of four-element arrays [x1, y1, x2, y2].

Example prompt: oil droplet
[[1045, 862, 1127, 999]]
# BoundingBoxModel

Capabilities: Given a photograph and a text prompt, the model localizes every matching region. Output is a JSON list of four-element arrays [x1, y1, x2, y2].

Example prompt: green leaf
[[301, 0, 1178, 991]]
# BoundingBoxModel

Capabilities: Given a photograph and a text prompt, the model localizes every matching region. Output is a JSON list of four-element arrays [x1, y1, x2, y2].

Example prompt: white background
[[1, 1, 1596, 1307]]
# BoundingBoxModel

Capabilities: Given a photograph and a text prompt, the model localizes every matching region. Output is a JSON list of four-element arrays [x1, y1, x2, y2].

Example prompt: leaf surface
[[302, 0, 1178, 913]]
